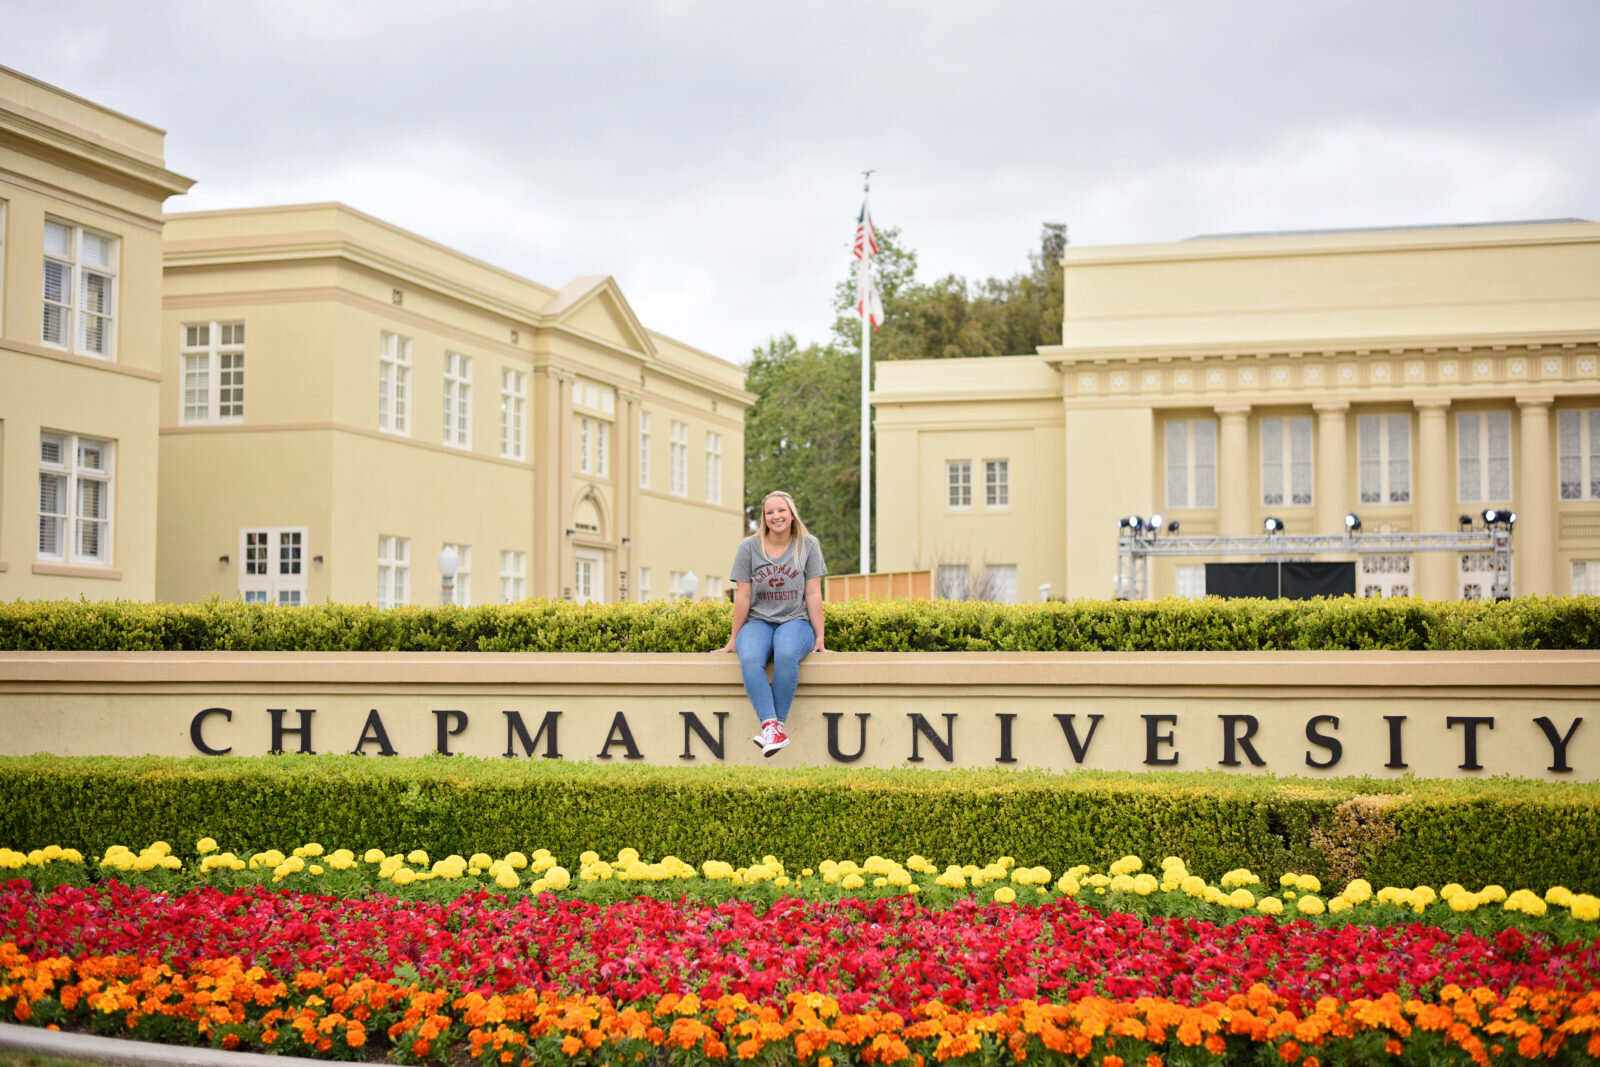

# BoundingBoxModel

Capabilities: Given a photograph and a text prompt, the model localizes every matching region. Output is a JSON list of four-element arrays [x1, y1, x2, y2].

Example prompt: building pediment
[[541, 276, 657, 361]]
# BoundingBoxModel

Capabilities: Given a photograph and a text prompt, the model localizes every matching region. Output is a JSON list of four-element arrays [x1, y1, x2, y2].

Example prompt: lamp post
[[682, 570, 699, 602], [438, 545, 459, 606]]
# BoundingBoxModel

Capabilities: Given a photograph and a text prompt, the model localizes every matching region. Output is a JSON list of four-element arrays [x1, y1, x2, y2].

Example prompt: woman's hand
[[813, 639, 832, 653], [714, 638, 736, 653]]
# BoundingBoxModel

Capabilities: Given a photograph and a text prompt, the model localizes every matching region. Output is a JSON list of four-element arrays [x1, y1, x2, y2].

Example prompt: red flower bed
[[4, 880, 1596, 1015]]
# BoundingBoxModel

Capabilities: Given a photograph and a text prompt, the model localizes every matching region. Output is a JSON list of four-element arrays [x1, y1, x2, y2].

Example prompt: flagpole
[[858, 171, 874, 577]]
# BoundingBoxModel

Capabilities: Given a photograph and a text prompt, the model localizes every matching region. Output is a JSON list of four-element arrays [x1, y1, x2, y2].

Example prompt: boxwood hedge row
[[2, 755, 1595, 890], [3, 595, 1599, 651]]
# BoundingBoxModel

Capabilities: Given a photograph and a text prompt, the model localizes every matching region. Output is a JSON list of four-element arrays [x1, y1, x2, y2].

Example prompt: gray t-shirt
[[731, 533, 827, 624]]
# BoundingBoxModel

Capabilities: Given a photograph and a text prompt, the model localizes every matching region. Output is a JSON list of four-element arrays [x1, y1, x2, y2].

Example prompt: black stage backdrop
[[1204, 561, 1355, 599]]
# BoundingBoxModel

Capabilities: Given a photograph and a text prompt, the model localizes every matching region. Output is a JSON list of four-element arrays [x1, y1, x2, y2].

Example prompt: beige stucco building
[[0, 67, 193, 601], [875, 220, 1600, 601], [159, 204, 751, 607]]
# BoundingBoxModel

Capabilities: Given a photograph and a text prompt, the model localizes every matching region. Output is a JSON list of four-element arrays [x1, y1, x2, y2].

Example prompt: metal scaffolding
[[1114, 527, 1513, 601]]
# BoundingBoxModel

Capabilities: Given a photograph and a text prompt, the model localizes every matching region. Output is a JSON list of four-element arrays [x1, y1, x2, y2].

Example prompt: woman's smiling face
[[764, 495, 794, 535]]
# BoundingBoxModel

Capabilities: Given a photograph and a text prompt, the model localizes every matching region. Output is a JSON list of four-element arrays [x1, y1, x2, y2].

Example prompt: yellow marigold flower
[[26, 850, 45, 866], [1327, 897, 1351, 914], [906, 854, 929, 872], [391, 868, 417, 886], [161, 856, 182, 870], [506, 851, 528, 869], [579, 850, 599, 865], [1161, 856, 1185, 870], [61, 848, 83, 864], [1110, 874, 1137, 893], [889, 869, 912, 887], [993, 886, 1017, 904], [873, 877, 887, 888], [196, 838, 218, 855], [1479, 884, 1506, 903], [617, 847, 640, 865], [1440, 882, 1464, 901], [775, 876, 791, 888], [1296, 874, 1322, 893], [147, 841, 172, 857], [363, 848, 386, 864], [1132, 873, 1159, 896], [841, 873, 865, 890], [1179, 875, 1207, 898], [1295, 894, 1325, 916], [801, 868, 814, 878], [406, 849, 429, 867], [495, 868, 519, 890], [1449, 892, 1479, 913], [1257, 896, 1284, 915], [1570, 895, 1599, 922], [1056, 875, 1080, 896], [1411, 885, 1437, 907], [1229, 888, 1255, 909], [1279, 872, 1299, 888], [1220, 869, 1260, 889], [1203, 886, 1228, 905], [303, 843, 325, 857], [1545, 885, 1574, 907], [309, 864, 324, 876], [468, 853, 492, 870], [1284, 890, 1297, 900]]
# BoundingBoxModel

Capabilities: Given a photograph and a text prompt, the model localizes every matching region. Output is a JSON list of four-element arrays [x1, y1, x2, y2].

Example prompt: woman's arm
[[805, 577, 828, 651], [716, 582, 752, 652]]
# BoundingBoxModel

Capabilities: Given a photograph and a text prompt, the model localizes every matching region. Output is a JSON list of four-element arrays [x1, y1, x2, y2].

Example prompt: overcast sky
[[8, 1, 1598, 363]]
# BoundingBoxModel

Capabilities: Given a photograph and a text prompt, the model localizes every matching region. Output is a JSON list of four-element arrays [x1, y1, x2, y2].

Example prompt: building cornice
[[1060, 225, 1600, 268], [0, 110, 193, 201], [1040, 329, 1600, 365]]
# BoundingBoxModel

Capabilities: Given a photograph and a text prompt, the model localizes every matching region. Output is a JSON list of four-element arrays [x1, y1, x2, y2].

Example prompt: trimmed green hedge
[[3, 595, 1599, 651], [2, 755, 1595, 890]]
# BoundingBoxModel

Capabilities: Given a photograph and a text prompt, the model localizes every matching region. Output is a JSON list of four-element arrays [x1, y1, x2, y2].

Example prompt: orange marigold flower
[[1103, 1058, 1124, 1067], [1385, 1039, 1403, 1056], [1279, 1040, 1302, 1063], [1205, 1035, 1226, 1055], [221, 1034, 240, 1050], [820, 1058, 834, 1067], [562, 1035, 582, 1056], [1145, 1055, 1163, 1067], [1304, 1059, 1319, 1067], [412, 1039, 430, 1058]]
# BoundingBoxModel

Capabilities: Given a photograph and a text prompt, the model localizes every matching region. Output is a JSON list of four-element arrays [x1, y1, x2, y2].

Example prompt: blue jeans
[[736, 618, 815, 725]]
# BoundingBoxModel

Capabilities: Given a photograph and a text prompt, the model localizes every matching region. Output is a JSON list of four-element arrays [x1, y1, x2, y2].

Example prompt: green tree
[[742, 333, 867, 573]]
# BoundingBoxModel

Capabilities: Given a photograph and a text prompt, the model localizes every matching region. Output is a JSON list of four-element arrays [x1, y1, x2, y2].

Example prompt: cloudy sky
[[8, 1, 1598, 362]]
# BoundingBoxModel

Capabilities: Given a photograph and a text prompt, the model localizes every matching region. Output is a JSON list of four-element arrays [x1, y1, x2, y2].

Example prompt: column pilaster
[[1517, 397, 1555, 595], [1216, 405, 1251, 536], [1415, 400, 1453, 600], [1313, 402, 1350, 535]]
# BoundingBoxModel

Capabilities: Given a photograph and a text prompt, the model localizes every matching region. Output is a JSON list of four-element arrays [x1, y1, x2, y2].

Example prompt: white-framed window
[[1175, 565, 1206, 599], [986, 564, 1018, 603], [500, 369, 526, 460], [1358, 414, 1411, 505], [1558, 409, 1600, 501], [572, 378, 616, 415], [639, 412, 653, 488], [1458, 550, 1509, 602], [1457, 410, 1512, 503], [180, 322, 245, 425], [984, 460, 1009, 508], [378, 332, 412, 435], [936, 565, 969, 599], [669, 421, 689, 496], [669, 569, 686, 600], [1572, 560, 1600, 595], [42, 218, 117, 359], [705, 431, 723, 504], [1164, 419, 1217, 509], [441, 542, 471, 605], [946, 460, 972, 509], [1361, 554, 1413, 599], [1261, 415, 1313, 506], [239, 527, 307, 605], [638, 566, 651, 602], [499, 550, 526, 603], [574, 547, 604, 605], [377, 535, 410, 607], [443, 352, 472, 448], [575, 416, 609, 476], [37, 432, 112, 564]]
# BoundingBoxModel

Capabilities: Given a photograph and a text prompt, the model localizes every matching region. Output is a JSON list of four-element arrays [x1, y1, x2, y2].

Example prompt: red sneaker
[[763, 722, 790, 757]]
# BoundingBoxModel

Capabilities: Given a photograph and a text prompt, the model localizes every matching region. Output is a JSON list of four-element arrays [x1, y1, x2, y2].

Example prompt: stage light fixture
[[1344, 512, 1362, 532], [1147, 513, 1164, 533], [1166, 519, 1181, 533], [1263, 516, 1284, 534], [1459, 515, 1474, 529]]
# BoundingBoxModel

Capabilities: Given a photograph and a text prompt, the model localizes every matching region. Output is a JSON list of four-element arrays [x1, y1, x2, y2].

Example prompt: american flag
[[853, 201, 883, 330]]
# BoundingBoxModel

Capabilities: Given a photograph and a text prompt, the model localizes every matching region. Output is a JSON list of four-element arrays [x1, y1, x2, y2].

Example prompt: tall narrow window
[[239, 526, 307, 605], [1261, 416, 1313, 506], [443, 352, 472, 447], [1457, 411, 1512, 502], [377, 535, 410, 607], [705, 431, 723, 504], [442, 543, 472, 605], [946, 460, 971, 508], [37, 432, 113, 565], [1558, 409, 1600, 501], [985, 564, 1018, 603], [669, 421, 689, 496], [669, 570, 686, 599], [1175, 565, 1206, 599], [1357, 414, 1411, 504], [42, 219, 117, 358], [1360, 554, 1413, 599], [637, 566, 652, 602], [1572, 560, 1600, 596], [1164, 419, 1216, 508], [180, 322, 246, 424], [639, 412, 653, 489], [936, 565, 969, 599], [984, 460, 1009, 507], [500, 369, 526, 460], [574, 416, 610, 476], [378, 332, 412, 434], [499, 550, 526, 603]]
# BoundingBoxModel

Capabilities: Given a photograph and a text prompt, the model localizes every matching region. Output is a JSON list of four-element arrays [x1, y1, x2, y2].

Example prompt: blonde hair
[[760, 490, 810, 574]]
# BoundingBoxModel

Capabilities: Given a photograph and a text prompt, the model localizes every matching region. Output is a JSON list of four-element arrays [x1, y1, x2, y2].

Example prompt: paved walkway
[[0, 1023, 328, 1066]]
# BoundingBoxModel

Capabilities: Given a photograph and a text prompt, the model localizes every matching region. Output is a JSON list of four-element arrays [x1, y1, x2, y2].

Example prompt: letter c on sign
[[191, 707, 233, 756]]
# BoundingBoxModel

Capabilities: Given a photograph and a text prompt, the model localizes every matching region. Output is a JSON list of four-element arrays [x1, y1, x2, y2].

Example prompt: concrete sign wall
[[0, 651, 1593, 780]]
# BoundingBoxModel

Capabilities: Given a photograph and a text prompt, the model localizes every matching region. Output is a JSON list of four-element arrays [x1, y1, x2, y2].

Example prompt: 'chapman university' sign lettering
[[187, 706, 1589, 775]]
